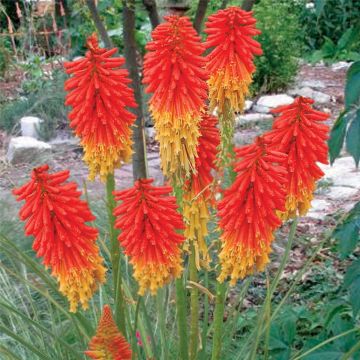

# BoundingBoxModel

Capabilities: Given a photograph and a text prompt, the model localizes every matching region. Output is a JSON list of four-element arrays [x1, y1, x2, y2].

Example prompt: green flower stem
[[106, 173, 126, 337], [189, 243, 199, 359], [249, 217, 298, 360], [200, 269, 210, 360], [173, 181, 189, 360], [176, 277, 189, 360], [211, 281, 227, 360], [157, 288, 169, 360]]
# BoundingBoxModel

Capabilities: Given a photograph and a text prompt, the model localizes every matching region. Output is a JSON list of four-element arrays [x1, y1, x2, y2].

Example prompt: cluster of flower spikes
[[217, 137, 288, 284], [113, 178, 185, 295], [64, 34, 136, 181], [204, 6, 262, 114], [183, 112, 220, 268], [85, 305, 132, 360], [13, 165, 106, 312], [143, 15, 208, 179], [265, 96, 330, 219]]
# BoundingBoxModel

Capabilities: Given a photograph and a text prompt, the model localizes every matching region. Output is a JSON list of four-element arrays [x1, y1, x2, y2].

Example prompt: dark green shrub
[[252, 0, 303, 93], [300, 0, 360, 52]]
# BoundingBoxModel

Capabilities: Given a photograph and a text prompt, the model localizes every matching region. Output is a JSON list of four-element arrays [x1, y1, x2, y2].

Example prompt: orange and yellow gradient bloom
[[114, 178, 185, 295], [266, 96, 330, 219], [64, 34, 136, 181], [143, 16, 208, 178], [218, 138, 288, 283], [183, 113, 220, 267], [13, 165, 106, 312], [85, 305, 132, 360], [204, 7, 262, 114]]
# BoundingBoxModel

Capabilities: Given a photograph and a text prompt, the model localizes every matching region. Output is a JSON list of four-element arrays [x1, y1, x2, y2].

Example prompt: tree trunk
[[123, 0, 148, 180], [142, 0, 160, 30], [241, 0, 257, 11], [193, 0, 209, 34], [220, 0, 228, 9], [85, 0, 113, 48]]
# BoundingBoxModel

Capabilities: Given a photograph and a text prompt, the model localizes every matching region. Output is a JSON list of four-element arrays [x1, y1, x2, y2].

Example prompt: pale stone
[[6, 136, 51, 164], [252, 104, 271, 113], [326, 186, 359, 201], [145, 127, 156, 142], [234, 132, 255, 146], [255, 94, 294, 113], [307, 199, 332, 219], [288, 87, 330, 104], [319, 157, 360, 188], [299, 80, 326, 89], [235, 113, 273, 126], [244, 100, 253, 111], [20, 116, 43, 139], [331, 61, 352, 71]]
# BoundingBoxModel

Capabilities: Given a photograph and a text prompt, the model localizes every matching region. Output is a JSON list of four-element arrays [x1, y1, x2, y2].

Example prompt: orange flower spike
[[64, 34, 136, 181], [183, 113, 220, 267], [13, 165, 106, 312], [114, 179, 185, 294], [204, 7, 262, 114], [85, 305, 132, 360], [266, 96, 330, 219], [218, 138, 288, 283], [143, 16, 208, 178]]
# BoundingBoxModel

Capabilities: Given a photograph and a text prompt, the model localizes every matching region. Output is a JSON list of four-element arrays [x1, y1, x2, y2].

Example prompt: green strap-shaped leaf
[[328, 112, 349, 165], [345, 61, 360, 111], [346, 108, 360, 167]]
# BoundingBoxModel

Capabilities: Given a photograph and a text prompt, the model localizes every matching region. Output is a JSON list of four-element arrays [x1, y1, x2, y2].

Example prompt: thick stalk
[[189, 243, 199, 359], [211, 282, 226, 360], [176, 277, 189, 360], [122, 0, 148, 181], [85, 0, 113, 48], [142, 0, 160, 30], [193, 0, 209, 34], [106, 174, 126, 336]]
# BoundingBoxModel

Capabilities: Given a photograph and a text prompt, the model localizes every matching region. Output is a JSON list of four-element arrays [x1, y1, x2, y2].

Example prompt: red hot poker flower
[[266, 97, 330, 219], [64, 34, 136, 181], [114, 179, 185, 294], [183, 113, 220, 267], [13, 165, 106, 312], [143, 16, 208, 178], [218, 137, 288, 283], [85, 305, 132, 360], [204, 7, 262, 114]]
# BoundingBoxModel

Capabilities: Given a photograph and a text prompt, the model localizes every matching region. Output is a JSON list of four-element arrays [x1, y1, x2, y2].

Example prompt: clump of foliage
[[300, 0, 360, 52], [0, 38, 12, 79], [252, 0, 303, 93], [0, 65, 67, 140], [308, 26, 360, 64]]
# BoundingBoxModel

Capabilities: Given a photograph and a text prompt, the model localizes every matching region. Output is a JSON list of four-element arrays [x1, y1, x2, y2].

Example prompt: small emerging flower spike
[[114, 179, 185, 295], [266, 97, 330, 219], [204, 7, 262, 114], [218, 138, 288, 283], [183, 112, 220, 268], [13, 165, 106, 312], [143, 16, 208, 179], [85, 305, 132, 360], [64, 34, 136, 181]]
